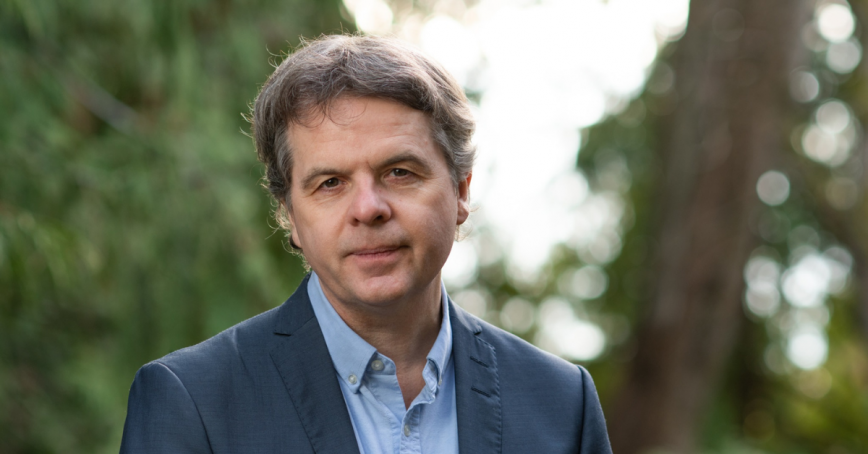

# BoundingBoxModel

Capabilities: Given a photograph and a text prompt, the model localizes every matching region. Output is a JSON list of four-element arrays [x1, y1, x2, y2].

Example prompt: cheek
[[299, 216, 329, 244], [291, 209, 329, 250], [416, 200, 459, 250]]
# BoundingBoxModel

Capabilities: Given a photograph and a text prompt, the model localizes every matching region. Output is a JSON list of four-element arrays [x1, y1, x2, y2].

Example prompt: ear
[[456, 171, 472, 225], [282, 195, 303, 249]]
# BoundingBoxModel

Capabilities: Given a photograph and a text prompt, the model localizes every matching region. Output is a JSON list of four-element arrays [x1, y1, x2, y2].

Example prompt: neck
[[322, 277, 443, 366]]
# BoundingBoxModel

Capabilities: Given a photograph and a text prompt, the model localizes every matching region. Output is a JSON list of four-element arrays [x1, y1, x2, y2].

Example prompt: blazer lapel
[[450, 300, 503, 453], [269, 275, 361, 454]]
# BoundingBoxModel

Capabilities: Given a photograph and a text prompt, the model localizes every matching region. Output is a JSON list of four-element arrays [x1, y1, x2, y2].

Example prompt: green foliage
[[6, 1, 868, 453], [0, 1, 353, 452]]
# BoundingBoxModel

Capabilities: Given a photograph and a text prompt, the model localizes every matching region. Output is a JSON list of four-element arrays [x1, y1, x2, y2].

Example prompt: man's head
[[251, 35, 476, 311], [251, 34, 476, 244]]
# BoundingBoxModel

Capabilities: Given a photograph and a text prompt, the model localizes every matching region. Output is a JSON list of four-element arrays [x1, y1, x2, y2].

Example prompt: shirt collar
[[426, 284, 452, 389], [307, 271, 453, 393]]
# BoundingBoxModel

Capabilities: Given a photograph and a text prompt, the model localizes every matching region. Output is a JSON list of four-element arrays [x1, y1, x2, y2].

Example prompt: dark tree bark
[[608, 1, 812, 453]]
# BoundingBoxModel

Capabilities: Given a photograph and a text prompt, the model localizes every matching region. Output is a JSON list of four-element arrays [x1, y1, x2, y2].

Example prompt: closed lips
[[351, 246, 403, 256]]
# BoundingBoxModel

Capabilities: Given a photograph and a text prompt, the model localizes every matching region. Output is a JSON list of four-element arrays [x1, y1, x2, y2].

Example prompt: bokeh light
[[801, 99, 858, 167], [816, 99, 851, 134], [744, 255, 782, 317], [756, 170, 790, 206], [419, 15, 480, 86], [344, 0, 394, 34], [826, 38, 862, 73], [499, 297, 536, 334], [746, 239, 851, 372], [786, 327, 829, 370], [558, 266, 609, 300], [451, 287, 490, 319], [789, 70, 820, 103], [535, 298, 606, 361], [816, 2, 855, 43], [782, 253, 832, 308]]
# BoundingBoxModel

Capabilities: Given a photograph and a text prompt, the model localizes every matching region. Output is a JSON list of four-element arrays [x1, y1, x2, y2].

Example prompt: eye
[[321, 178, 340, 189], [390, 168, 410, 177]]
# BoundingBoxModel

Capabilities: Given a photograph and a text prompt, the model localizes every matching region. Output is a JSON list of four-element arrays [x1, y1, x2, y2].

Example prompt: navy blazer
[[120, 275, 612, 453]]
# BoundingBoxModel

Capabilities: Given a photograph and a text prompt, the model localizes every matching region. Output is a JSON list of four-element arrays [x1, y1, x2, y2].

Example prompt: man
[[120, 35, 612, 453]]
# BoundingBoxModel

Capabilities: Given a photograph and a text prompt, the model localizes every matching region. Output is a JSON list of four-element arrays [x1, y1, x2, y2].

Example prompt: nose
[[348, 179, 392, 225]]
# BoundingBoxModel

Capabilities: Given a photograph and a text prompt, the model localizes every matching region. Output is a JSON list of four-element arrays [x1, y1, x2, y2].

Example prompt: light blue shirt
[[308, 272, 459, 454]]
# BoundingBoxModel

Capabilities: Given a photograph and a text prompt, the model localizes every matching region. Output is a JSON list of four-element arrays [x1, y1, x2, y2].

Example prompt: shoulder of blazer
[[150, 274, 313, 381]]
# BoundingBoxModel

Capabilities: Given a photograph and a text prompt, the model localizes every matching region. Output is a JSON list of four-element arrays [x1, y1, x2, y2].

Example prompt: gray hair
[[251, 34, 476, 242]]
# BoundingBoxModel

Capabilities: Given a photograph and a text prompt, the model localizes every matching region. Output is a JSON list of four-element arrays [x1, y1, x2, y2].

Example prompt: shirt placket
[[399, 362, 440, 454], [399, 405, 422, 454]]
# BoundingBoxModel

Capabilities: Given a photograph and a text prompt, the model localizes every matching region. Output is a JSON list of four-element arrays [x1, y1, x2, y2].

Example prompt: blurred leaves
[[0, 1, 352, 452], [5, 0, 868, 453]]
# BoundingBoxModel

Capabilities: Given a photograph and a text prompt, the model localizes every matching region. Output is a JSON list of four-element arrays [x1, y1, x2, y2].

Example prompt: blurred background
[[3, 0, 868, 452]]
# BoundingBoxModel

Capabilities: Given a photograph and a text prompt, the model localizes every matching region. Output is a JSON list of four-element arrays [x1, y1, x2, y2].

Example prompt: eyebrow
[[380, 152, 433, 175], [298, 151, 434, 191], [299, 166, 341, 192]]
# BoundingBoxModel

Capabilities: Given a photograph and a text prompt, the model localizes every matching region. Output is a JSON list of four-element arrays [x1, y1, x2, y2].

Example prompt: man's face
[[286, 97, 471, 313]]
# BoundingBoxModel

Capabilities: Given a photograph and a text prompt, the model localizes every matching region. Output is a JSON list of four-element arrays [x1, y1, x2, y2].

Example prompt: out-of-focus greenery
[[0, 1, 352, 452], [5, 0, 868, 453]]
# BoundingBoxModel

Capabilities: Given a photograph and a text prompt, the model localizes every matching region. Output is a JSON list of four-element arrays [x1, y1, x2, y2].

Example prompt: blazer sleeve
[[120, 361, 212, 454], [578, 366, 613, 454]]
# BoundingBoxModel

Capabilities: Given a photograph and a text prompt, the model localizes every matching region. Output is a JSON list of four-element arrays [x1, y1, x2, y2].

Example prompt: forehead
[[287, 97, 438, 168]]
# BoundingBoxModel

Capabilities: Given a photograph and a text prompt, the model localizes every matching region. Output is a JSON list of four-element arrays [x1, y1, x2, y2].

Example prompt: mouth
[[350, 246, 403, 257]]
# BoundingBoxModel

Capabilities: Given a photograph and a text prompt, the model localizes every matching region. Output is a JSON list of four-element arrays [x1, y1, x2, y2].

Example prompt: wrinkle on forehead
[[291, 95, 422, 130], [289, 98, 432, 147]]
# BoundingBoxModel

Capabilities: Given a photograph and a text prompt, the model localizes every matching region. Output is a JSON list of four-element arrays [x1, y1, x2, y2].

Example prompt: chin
[[351, 275, 413, 304], [355, 271, 440, 305]]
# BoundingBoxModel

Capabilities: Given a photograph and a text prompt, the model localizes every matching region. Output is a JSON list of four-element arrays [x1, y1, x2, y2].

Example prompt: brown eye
[[391, 168, 409, 177], [322, 178, 340, 188]]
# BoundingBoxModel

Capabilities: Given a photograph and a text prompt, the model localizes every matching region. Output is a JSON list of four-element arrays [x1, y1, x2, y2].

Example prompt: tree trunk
[[608, 1, 811, 453]]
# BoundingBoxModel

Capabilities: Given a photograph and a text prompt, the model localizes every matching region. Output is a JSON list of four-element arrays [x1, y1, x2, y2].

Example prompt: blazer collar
[[269, 274, 361, 454], [450, 298, 503, 453]]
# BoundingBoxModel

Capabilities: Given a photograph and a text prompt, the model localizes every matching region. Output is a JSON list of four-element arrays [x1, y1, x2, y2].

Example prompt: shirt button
[[348, 374, 357, 385], [371, 359, 385, 371], [403, 424, 411, 437]]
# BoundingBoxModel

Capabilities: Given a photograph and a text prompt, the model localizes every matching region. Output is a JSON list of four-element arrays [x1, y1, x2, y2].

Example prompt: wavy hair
[[250, 34, 476, 248]]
